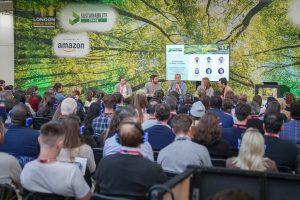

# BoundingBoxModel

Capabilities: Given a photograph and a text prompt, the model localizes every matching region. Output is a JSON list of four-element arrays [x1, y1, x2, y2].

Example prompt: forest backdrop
[[14, 0, 300, 98]]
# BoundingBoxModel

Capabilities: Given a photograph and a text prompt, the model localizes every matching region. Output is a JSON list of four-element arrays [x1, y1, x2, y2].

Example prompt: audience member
[[0, 103, 40, 167], [196, 77, 214, 97], [218, 78, 232, 99], [280, 101, 300, 150], [53, 83, 65, 102], [192, 112, 230, 158], [208, 95, 234, 128], [102, 106, 153, 160], [168, 74, 187, 96], [114, 76, 132, 99], [92, 95, 115, 137], [21, 120, 92, 199], [113, 92, 124, 109], [142, 99, 159, 130], [0, 119, 21, 188], [264, 100, 288, 122], [222, 103, 251, 149], [264, 112, 299, 170], [61, 97, 77, 116], [36, 92, 56, 118], [152, 89, 165, 102], [284, 92, 296, 112], [144, 74, 162, 97], [226, 128, 278, 172], [199, 95, 210, 111], [165, 95, 178, 126], [27, 86, 40, 112], [246, 101, 264, 134], [57, 116, 96, 174], [222, 98, 233, 114], [190, 101, 206, 126], [0, 80, 5, 91], [158, 114, 212, 173], [237, 94, 247, 104], [95, 121, 167, 199], [145, 103, 175, 150], [131, 93, 149, 123], [84, 89, 96, 111]]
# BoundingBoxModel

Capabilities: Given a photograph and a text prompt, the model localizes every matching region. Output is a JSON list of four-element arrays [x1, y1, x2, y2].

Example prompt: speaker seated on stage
[[21, 120, 92, 200], [264, 112, 299, 170], [145, 103, 175, 151], [221, 103, 251, 150], [157, 114, 212, 173], [95, 121, 167, 199], [0, 103, 40, 167], [114, 76, 132, 99], [144, 74, 162, 98], [168, 74, 187, 96]]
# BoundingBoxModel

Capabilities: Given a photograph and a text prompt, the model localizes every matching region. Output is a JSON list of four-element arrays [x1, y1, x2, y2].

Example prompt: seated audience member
[[158, 114, 212, 173], [144, 74, 162, 97], [252, 95, 263, 109], [284, 92, 296, 112], [190, 101, 206, 126], [92, 95, 115, 137], [71, 87, 86, 122], [237, 94, 247, 104], [0, 103, 40, 167], [142, 99, 159, 130], [0, 80, 5, 91], [27, 86, 40, 112], [114, 76, 132, 99], [199, 95, 210, 111], [57, 116, 96, 174], [0, 90, 14, 123], [192, 112, 230, 158], [53, 82, 65, 102], [84, 89, 96, 111], [36, 92, 56, 118], [165, 95, 178, 126], [260, 99, 288, 122], [131, 93, 149, 123], [14, 90, 35, 117], [208, 95, 234, 128], [152, 89, 165, 103], [264, 112, 299, 170], [95, 121, 167, 198], [21, 120, 91, 199], [61, 97, 77, 116], [145, 103, 175, 150], [102, 106, 153, 161], [113, 92, 124, 109], [226, 128, 278, 172], [222, 98, 233, 114], [222, 103, 251, 150], [247, 101, 264, 134], [0, 119, 21, 188], [280, 101, 300, 149]]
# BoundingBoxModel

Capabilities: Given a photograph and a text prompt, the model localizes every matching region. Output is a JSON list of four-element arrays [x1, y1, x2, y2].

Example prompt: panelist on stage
[[168, 74, 187, 95], [144, 74, 162, 97], [114, 76, 132, 99]]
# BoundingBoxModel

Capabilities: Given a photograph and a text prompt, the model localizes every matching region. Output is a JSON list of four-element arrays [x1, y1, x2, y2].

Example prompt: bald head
[[118, 122, 143, 147], [11, 103, 29, 125]]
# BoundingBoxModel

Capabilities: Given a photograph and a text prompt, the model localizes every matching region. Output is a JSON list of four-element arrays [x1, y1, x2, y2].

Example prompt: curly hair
[[192, 112, 221, 145]]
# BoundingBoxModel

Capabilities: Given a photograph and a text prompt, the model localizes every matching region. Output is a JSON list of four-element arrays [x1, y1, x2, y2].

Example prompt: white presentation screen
[[166, 44, 230, 81]]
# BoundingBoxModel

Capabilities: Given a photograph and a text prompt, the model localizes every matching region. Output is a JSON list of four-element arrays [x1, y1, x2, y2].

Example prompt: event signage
[[59, 3, 117, 32], [166, 44, 230, 81], [32, 5, 56, 28], [53, 33, 90, 58]]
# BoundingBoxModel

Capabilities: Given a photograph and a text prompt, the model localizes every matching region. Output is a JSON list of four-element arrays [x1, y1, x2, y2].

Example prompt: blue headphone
[[115, 121, 148, 144], [9, 109, 32, 127]]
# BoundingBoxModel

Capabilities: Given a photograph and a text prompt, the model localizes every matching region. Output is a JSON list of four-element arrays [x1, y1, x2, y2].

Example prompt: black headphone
[[115, 121, 148, 144]]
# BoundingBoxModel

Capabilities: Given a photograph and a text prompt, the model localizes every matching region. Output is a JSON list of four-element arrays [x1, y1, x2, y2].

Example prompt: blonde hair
[[233, 128, 269, 171]]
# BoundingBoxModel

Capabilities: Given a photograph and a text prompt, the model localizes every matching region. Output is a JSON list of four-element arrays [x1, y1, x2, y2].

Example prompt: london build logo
[[60, 3, 117, 32], [69, 11, 108, 25], [32, 5, 56, 28], [53, 33, 90, 58]]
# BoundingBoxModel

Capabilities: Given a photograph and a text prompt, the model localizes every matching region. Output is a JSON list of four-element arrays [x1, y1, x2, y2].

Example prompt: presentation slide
[[166, 44, 230, 81]]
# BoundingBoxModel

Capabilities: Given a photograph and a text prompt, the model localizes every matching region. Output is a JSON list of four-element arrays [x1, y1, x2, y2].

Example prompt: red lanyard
[[120, 149, 142, 156], [265, 132, 280, 138], [233, 124, 247, 129], [38, 158, 57, 163], [250, 115, 259, 119]]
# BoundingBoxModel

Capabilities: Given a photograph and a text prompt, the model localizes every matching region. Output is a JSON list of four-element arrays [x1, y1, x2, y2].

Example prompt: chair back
[[92, 193, 143, 200], [93, 148, 103, 167], [22, 189, 75, 200], [33, 117, 51, 130], [0, 184, 18, 200], [211, 158, 226, 167]]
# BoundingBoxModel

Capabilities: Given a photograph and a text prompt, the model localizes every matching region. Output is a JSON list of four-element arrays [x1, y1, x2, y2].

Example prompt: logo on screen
[[69, 11, 108, 25], [168, 47, 183, 52]]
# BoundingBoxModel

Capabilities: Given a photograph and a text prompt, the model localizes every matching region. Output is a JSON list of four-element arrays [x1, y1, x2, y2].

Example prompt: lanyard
[[265, 132, 280, 138], [38, 158, 57, 163], [120, 149, 142, 156], [233, 124, 247, 129]]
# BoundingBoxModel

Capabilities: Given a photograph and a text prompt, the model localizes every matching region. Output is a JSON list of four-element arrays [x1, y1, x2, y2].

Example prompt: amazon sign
[[59, 3, 117, 32], [53, 33, 90, 58]]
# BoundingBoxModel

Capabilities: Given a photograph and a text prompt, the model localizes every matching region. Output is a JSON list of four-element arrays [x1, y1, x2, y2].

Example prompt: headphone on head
[[9, 107, 32, 127], [115, 121, 148, 144]]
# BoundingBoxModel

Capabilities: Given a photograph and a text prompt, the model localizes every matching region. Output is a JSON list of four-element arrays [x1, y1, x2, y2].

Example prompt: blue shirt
[[54, 92, 65, 103], [92, 113, 113, 136], [146, 124, 175, 150], [221, 124, 247, 149], [169, 82, 187, 96], [103, 134, 154, 161], [208, 108, 234, 128], [280, 120, 300, 150], [0, 125, 40, 167]]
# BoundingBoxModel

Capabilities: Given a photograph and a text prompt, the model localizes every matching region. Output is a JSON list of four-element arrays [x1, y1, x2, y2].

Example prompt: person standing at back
[[218, 78, 232, 99]]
